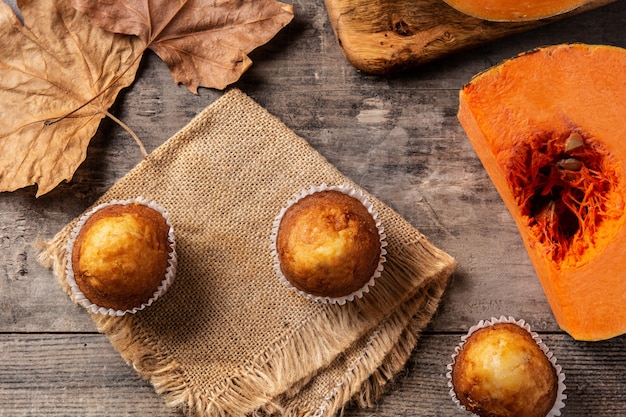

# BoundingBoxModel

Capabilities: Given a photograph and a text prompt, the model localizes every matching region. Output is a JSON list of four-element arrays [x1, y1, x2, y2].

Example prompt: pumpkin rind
[[458, 44, 626, 341], [443, 0, 592, 22]]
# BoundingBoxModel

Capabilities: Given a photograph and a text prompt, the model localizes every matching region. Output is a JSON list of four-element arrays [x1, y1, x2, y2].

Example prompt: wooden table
[[1, 1, 625, 415]]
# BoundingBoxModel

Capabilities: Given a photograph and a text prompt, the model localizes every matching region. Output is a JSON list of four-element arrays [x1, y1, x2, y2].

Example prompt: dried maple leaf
[[0, 0, 144, 196], [70, 0, 295, 93]]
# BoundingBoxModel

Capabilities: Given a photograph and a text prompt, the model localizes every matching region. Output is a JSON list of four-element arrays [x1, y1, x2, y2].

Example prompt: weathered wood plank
[[0, 334, 180, 416], [2, 333, 626, 416]]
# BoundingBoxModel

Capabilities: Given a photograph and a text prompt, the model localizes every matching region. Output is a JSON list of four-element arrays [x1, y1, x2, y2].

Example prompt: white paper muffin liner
[[270, 183, 387, 305], [446, 316, 566, 417], [65, 197, 177, 316]]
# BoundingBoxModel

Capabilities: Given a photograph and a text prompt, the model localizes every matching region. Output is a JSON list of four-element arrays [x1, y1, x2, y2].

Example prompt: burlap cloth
[[39, 88, 456, 416]]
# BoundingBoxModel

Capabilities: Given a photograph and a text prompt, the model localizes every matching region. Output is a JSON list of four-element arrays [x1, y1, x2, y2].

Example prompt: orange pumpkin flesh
[[443, 0, 591, 22], [458, 44, 626, 341]]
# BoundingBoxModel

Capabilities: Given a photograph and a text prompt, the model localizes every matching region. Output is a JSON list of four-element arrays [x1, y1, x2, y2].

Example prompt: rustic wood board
[[323, 0, 616, 74]]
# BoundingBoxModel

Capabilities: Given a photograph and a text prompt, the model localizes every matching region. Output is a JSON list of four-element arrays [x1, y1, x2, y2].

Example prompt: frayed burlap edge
[[270, 248, 453, 417], [39, 224, 455, 417], [321, 276, 449, 417], [37, 88, 456, 417]]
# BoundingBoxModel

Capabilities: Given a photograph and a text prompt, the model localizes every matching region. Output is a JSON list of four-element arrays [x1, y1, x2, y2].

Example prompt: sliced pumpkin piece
[[458, 43, 626, 341], [443, 0, 592, 21]]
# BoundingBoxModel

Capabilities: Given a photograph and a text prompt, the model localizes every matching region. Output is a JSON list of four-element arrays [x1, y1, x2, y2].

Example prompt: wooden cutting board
[[324, 0, 616, 74]]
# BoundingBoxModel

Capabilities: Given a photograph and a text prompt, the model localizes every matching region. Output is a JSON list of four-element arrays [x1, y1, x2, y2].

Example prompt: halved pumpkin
[[458, 44, 626, 341], [443, 0, 592, 21]]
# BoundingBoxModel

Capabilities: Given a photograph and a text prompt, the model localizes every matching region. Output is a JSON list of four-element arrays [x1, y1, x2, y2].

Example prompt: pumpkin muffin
[[448, 318, 565, 417], [67, 199, 176, 314], [273, 185, 385, 303]]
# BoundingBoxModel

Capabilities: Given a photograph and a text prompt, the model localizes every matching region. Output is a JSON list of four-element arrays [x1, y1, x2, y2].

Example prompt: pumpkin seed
[[565, 132, 584, 152], [557, 157, 583, 171]]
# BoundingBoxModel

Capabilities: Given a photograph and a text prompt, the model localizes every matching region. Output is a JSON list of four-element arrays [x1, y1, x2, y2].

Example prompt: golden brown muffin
[[71, 202, 173, 311], [450, 322, 558, 417], [275, 190, 381, 299]]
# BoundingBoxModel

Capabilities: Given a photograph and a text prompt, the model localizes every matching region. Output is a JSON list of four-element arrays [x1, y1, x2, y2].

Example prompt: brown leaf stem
[[106, 111, 147, 159]]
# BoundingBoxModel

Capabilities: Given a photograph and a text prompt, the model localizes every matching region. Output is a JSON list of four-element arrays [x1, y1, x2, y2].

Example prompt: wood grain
[[1, 0, 626, 415], [2, 333, 626, 416], [323, 0, 616, 74], [0, 334, 178, 416]]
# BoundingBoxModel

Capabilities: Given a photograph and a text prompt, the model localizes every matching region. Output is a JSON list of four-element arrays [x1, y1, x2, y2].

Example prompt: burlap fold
[[39, 88, 456, 417]]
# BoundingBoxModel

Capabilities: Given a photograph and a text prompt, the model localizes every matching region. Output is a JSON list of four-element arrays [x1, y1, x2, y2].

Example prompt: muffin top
[[71, 202, 173, 311], [450, 322, 558, 417], [275, 190, 381, 299]]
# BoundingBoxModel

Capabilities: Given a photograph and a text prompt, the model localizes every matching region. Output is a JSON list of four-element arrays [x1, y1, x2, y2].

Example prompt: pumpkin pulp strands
[[511, 131, 620, 268]]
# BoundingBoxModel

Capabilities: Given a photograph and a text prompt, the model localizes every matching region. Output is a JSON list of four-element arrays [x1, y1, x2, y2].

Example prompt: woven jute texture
[[40, 88, 456, 416]]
